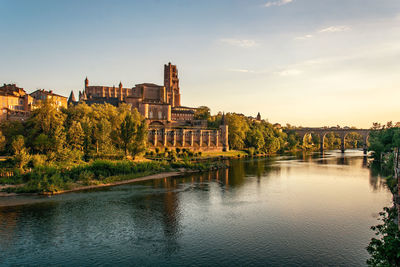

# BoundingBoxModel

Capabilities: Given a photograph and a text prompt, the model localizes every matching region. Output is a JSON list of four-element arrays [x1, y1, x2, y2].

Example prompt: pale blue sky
[[1, 0, 400, 127]]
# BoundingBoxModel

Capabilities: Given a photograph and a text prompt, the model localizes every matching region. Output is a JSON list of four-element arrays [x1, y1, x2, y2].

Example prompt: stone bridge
[[292, 128, 370, 153]]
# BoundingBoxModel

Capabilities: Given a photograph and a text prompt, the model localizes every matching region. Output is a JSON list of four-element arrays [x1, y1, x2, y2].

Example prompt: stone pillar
[[320, 133, 324, 153], [219, 125, 229, 151], [215, 130, 219, 147], [340, 134, 345, 153], [190, 131, 194, 147], [172, 131, 176, 147], [163, 129, 167, 146], [182, 129, 186, 147], [199, 130, 203, 147], [207, 131, 211, 147], [153, 129, 157, 146]]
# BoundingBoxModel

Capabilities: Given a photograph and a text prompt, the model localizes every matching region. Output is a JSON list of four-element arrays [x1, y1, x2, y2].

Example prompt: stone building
[[30, 89, 68, 109], [69, 63, 229, 151], [0, 84, 33, 121]]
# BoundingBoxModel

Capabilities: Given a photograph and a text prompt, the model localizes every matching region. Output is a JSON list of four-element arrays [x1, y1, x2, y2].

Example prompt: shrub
[[29, 154, 48, 168]]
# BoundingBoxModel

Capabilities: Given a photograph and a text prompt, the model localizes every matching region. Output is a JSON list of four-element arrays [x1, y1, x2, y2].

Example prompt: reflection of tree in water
[[369, 161, 390, 191], [0, 207, 18, 251], [130, 178, 183, 255], [336, 156, 349, 165]]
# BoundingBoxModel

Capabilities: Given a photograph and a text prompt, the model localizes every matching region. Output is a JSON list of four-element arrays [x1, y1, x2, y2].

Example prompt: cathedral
[[68, 63, 229, 151]]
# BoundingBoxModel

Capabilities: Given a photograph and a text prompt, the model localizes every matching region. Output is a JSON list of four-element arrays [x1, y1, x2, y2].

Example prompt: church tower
[[164, 62, 181, 107]]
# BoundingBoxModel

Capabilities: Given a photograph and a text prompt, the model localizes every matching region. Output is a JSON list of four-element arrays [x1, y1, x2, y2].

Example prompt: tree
[[194, 106, 211, 120], [246, 128, 265, 151], [93, 119, 112, 153], [11, 135, 30, 169], [27, 99, 66, 155], [128, 121, 148, 158], [367, 207, 400, 266], [119, 113, 136, 156], [226, 113, 249, 150], [68, 121, 85, 151], [0, 130, 6, 152]]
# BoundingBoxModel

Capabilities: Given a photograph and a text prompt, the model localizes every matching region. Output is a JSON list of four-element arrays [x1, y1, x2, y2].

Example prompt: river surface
[[0, 150, 392, 266]]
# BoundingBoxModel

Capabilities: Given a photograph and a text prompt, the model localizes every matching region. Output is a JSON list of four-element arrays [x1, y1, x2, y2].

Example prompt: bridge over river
[[292, 128, 370, 153]]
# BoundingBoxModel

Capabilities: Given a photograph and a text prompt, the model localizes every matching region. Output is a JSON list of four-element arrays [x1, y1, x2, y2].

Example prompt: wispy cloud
[[219, 38, 259, 48], [319, 26, 350, 33], [264, 0, 293, 7], [294, 34, 313, 40], [228, 68, 255, 73], [295, 26, 350, 41], [275, 69, 302, 76]]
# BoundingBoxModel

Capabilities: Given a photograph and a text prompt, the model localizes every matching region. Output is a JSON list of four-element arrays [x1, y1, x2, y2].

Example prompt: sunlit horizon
[[1, 0, 399, 128]]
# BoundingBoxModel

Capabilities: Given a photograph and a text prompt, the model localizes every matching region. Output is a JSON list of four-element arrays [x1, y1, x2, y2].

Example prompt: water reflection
[[0, 151, 393, 266]]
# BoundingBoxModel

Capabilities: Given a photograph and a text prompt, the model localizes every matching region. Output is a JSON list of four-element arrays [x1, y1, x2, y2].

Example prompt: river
[[0, 150, 392, 266]]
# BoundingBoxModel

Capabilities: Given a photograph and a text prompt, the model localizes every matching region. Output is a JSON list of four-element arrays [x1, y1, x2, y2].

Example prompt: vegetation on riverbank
[[1, 159, 226, 194], [366, 124, 400, 266]]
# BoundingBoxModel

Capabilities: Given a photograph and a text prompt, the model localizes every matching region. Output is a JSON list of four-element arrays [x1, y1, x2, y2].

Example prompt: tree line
[[0, 100, 147, 169], [195, 106, 365, 154]]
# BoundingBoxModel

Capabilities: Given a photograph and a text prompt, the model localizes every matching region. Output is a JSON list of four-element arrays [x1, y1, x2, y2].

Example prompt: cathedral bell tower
[[164, 62, 181, 107]]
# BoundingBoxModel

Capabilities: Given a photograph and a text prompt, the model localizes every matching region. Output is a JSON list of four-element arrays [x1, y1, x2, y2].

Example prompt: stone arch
[[149, 120, 164, 128]]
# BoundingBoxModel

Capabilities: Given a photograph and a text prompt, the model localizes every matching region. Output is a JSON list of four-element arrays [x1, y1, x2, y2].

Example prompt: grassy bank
[[0, 159, 226, 194]]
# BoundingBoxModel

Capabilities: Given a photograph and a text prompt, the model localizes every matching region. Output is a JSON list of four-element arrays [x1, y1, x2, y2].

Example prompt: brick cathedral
[[69, 63, 229, 151]]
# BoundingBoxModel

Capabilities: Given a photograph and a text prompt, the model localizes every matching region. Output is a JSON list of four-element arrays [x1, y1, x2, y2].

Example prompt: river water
[[0, 150, 392, 266]]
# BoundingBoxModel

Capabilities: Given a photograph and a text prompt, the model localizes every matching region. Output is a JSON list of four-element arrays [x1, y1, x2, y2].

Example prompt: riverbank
[[0, 159, 227, 196]]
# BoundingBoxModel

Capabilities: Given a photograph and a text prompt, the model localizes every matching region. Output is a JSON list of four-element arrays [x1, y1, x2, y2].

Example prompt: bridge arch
[[293, 128, 370, 154]]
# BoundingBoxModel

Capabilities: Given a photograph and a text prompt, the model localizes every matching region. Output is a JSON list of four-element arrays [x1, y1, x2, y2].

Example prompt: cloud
[[228, 69, 255, 73], [319, 26, 350, 33], [219, 38, 259, 48], [275, 69, 302, 76], [294, 34, 313, 40], [264, 0, 293, 7]]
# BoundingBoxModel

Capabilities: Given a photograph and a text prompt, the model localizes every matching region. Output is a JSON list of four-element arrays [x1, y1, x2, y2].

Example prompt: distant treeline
[[194, 106, 365, 154]]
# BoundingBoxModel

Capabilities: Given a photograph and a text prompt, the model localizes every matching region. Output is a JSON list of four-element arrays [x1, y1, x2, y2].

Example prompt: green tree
[[0, 130, 6, 152], [68, 121, 85, 151], [246, 128, 265, 151], [27, 99, 66, 156], [119, 113, 136, 156], [194, 106, 211, 120], [11, 135, 30, 169], [367, 207, 400, 266]]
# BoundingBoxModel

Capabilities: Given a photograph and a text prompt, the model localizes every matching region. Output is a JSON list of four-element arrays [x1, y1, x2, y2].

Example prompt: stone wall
[[147, 125, 228, 151]]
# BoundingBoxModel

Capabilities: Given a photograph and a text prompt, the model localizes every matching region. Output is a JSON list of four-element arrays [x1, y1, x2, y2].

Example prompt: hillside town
[[1, 63, 229, 151]]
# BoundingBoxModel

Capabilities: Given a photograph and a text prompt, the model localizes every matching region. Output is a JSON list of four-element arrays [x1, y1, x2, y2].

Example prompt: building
[[0, 84, 33, 121], [30, 89, 68, 109], [69, 63, 229, 151]]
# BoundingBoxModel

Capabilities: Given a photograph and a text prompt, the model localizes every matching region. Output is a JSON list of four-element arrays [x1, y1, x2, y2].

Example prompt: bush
[[29, 154, 48, 168]]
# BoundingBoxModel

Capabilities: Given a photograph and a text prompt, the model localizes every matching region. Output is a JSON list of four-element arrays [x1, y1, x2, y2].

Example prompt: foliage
[[368, 127, 400, 161], [11, 135, 30, 169], [367, 207, 400, 266], [194, 106, 211, 120]]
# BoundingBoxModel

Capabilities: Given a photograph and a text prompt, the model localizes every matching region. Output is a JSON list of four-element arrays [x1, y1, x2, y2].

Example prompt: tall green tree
[[119, 113, 136, 156], [11, 135, 30, 169], [68, 121, 85, 151]]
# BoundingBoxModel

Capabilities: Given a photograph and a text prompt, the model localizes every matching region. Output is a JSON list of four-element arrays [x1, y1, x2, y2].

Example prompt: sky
[[1, 0, 400, 128]]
